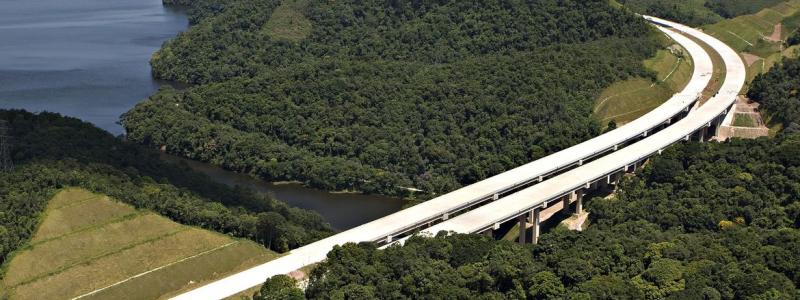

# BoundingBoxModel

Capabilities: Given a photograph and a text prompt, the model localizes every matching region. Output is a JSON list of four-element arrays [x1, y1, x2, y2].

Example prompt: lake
[[0, 0, 186, 135], [0, 0, 404, 230]]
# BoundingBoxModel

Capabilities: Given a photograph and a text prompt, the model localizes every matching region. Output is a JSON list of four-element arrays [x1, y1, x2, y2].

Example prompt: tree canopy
[[748, 56, 800, 132], [124, 0, 663, 197]]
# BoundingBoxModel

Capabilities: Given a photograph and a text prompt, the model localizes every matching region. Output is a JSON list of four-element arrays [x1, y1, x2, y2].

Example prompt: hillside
[[749, 56, 800, 132], [123, 0, 662, 197], [0, 109, 332, 275], [593, 30, 696, 127], [1, 188, 278, 299], [618, 0, 788, 26]]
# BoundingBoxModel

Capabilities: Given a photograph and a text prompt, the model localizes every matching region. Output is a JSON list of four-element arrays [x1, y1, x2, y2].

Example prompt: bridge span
[[409, 15, 746, 245], [172, 17, 731, 300]]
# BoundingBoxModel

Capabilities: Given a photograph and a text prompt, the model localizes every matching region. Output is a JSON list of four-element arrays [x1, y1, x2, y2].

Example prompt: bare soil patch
[[741, 52, 762, 67], [767, 23, 783, 42]]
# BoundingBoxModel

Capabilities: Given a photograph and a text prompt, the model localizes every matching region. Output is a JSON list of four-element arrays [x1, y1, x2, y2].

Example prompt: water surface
[[0, 0, 187, 135], [162, 154, 406, 230]]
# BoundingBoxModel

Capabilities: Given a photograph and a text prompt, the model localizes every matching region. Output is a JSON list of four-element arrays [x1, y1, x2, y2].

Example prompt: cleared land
[[701, 1, 800, 82], [594, 33, 694, 126], [733, 113, 758, 127], [0, 188, 278, 300], [263, 0, 311, 42]]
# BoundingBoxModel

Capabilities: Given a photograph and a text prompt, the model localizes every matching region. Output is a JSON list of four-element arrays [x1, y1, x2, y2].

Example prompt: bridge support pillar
[[698, 128, 706, 142], [518, 215, 527, 244], [562, 195, 570, 213], [532, 208, 541, 244], [576, 190, 584, 215]]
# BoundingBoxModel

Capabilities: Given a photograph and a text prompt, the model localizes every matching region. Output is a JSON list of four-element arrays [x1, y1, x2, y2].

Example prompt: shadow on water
[[160, 154, 406, 231]]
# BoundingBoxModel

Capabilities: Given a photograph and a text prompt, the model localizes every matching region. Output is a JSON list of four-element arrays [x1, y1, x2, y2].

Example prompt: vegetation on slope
[[617, 0, 787, 26], [748, 56, 800, 132], [1, 188, 278, 299], [594, 32, 694, 127], [125, 0, 662, 197], [0, 109, 331, 271], [258, 134, 800, 299], [688, 0, 800, 83]]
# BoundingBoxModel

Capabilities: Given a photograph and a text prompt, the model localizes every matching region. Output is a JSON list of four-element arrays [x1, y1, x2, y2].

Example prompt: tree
[[254, 275, 304, 300], [528, 271, 566, 299]]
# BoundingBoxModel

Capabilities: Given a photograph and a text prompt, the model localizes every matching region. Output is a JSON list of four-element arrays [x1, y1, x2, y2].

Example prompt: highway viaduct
[[411, 15, 746, 245], [171, 16, 743, 300]]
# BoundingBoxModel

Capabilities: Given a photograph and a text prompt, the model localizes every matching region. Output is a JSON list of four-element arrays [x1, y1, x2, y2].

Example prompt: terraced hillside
[[0, 188, 278, 300]]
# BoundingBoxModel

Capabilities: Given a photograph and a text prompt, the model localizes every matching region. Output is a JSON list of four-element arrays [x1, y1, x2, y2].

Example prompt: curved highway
[[171, 17, 726, 300], [413, 15, 746, 242]]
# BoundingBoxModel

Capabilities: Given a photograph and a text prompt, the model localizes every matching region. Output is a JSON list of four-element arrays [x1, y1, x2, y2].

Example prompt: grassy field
[[594, 32, 694, 127], [1, 188, 278, 300], [701, 1, 800, 82], [263, 0, 311, 43], [733, 113, 758, 127]]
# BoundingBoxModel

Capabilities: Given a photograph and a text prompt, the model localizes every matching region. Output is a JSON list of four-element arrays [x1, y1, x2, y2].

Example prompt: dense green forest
[[125, 0, 662, 197], [256, 134, 800, 299], [748, 57, 800, 132], [617, 0, 784, 26], [0, 110, 331, 269]]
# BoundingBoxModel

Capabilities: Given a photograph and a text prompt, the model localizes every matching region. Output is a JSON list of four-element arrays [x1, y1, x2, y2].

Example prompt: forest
[[124, 0, 662, 197], [748, 57, 800, 132], [617, 0, 784, 26], [0, 109, 332, 269], [255, 134, 800, 299]]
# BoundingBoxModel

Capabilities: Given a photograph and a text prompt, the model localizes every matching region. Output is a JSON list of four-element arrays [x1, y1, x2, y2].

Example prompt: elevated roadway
[[412, 15, 746, 244], [172, 17, 722, 300]]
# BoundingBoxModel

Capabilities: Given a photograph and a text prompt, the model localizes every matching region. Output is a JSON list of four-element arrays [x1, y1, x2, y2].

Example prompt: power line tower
[[0, 120, 13, 172]]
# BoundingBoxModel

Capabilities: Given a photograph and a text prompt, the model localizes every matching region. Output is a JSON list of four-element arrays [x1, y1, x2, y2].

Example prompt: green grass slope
[[594, 31, 694, 126], [1, 188, 278, 300]]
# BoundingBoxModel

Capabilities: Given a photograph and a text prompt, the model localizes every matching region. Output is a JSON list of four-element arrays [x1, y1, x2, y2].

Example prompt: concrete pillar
[[562, 195, 570, 213], [518, 214, 527, 244], [442, 213, 449, 221], [492, 193, 499, 201], [532, 208, 541, 244], [698, 127, 705, 142], [576, 190, 584, 214]]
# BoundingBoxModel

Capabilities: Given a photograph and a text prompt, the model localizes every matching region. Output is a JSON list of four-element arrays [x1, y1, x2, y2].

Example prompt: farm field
[[0, 188, 278, 300]]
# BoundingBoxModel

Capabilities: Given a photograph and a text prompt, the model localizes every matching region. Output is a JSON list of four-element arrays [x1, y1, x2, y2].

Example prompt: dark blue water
[[0, 0, 188, 135]]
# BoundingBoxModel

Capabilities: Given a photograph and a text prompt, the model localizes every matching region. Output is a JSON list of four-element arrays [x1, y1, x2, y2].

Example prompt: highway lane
[[171, 18, 718, 300]]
